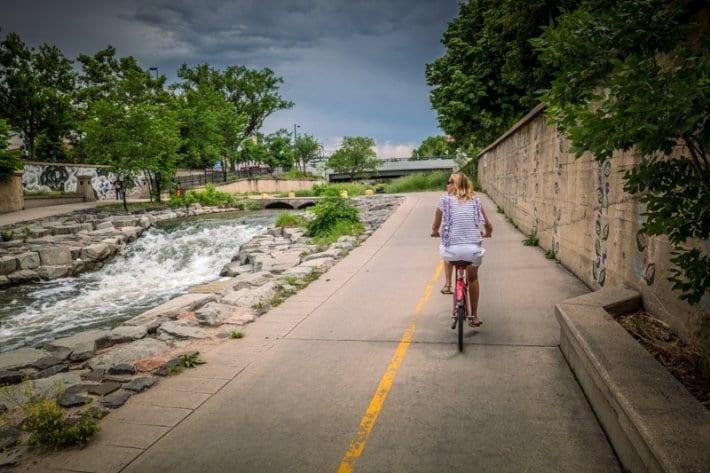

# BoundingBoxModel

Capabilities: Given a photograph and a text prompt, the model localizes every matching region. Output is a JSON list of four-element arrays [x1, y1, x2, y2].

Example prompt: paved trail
[[22, 192, 620, 473]]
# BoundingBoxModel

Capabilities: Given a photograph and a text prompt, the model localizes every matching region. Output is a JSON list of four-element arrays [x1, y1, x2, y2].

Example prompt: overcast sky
[[0, 0, 461, 158]]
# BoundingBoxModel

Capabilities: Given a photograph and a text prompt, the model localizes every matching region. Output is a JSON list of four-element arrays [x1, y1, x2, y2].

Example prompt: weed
[[522, 234, 539, 246], [303, 271, 321, 284], [179, 352, 206, 368], [544, 249, 557, 259], [496, 206, 504, 214], [21, 226, 31, 242], [271, 295, 284, 306], [251, 301, 265, 311], [284, 276, 297, 286], [1, 380, 101, 448], [1, 230, 14, 241], [229, 331, 245, 339], [275, 213, 307, 228]]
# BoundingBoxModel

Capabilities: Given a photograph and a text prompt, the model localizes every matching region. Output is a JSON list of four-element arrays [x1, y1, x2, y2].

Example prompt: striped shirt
[[438, 195, 485, 246]]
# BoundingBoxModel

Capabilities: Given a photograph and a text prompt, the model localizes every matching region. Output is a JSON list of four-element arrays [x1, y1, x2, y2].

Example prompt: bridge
[[258, 196, 319, 209], [323, 157, 456, 182]]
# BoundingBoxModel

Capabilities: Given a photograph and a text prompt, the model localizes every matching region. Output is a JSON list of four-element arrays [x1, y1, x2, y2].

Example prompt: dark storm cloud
[[0, 0, 461, 156]]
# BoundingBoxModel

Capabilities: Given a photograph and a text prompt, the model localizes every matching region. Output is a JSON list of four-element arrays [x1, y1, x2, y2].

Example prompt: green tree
[[294, 134, 322, 173], [264, 129, 295, 170], [411, 135, 454, 159], [327, 136, 380, 181], [0, 118, 23, 181], [533, 0, 708, 305], [78, 48, 181, 207], [0, 32, 76, 161], [425, 0, 577, 148]]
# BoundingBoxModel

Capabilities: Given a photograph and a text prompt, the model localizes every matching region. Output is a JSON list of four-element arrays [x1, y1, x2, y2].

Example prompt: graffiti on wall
[[632, 201, 656, 286], [592, 159, 611, 287], [22, 164, 145, 199]]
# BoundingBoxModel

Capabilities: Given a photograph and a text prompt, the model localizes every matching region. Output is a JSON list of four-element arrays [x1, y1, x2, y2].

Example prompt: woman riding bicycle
[[431, 173, 492, 326]]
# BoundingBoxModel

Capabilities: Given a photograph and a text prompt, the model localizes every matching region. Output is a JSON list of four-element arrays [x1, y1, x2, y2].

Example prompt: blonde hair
[[450, 173, 474, 201]]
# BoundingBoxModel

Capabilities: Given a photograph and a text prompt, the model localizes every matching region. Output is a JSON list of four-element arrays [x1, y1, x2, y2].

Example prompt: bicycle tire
[[457, 305, 465, 352]]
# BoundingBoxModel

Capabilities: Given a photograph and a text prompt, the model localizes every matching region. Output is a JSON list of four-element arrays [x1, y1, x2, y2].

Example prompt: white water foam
[[0, 217, 267, 352]]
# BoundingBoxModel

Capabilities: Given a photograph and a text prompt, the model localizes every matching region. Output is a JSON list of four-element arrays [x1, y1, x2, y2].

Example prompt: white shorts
[[440, 242, 485, 266]]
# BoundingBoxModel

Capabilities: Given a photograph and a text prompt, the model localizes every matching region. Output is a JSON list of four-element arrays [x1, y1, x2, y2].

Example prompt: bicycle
[[449, 260, 475, 352]]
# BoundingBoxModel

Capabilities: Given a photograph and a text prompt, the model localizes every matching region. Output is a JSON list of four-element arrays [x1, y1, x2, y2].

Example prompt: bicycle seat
[[449, 260, 473, 267]]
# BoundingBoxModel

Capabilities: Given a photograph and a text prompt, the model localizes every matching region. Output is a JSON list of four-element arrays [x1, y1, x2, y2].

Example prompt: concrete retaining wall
[[477, 104, 708, 340], [214, 178, 318, 194], [0, 172, 23, 213]]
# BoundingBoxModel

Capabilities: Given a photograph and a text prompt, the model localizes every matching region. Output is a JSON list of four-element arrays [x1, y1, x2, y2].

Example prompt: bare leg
[[467, 266, 481, 324], [442, 260, 453, 291]]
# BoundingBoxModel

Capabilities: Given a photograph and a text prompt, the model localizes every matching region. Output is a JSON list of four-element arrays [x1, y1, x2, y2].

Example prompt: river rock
[[195, 302, 236, 326], [0, 347, 50, 371], [45, 330, 109, 362], [229, 270, 275, 291], [100, 390, 133, 408], [125, 293, 219, 326], [123, 377, 158, 392], [88, 339, 170, 371], [98, 325, 148, 348], [298, 257, 335, 270], [16, 252, 40, 269], [0, 371, 23, 386], [58, 392, 91, 408], [222, 281, 278, 307], [158, 320, 210, 339], [95, 221, 115, 230], [108, 364, 136, 376], [219, 262, 252, 277], [0, 256, 17, 275], [37, 265, 72, 280], [37, 246, 73, 265], [81, 243, 112, 261], [87, 382, 121, 396]]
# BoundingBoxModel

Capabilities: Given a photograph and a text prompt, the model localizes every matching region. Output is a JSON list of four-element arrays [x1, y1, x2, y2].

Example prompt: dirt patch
[[617, 310, 709, 410]]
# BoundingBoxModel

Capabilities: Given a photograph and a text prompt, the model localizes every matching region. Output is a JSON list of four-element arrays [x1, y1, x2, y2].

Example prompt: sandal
[[468, 315, 483, 327], [440, 285, 453, 295]]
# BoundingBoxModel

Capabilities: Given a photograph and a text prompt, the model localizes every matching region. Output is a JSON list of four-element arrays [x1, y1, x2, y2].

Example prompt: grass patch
[[544, 249, 557, 259], [275, 212, 308, 228], [496, 205, 504, 214], [383, 171, 450, 193], [312, 182, 369, 197], [229, 331, 245, 339]]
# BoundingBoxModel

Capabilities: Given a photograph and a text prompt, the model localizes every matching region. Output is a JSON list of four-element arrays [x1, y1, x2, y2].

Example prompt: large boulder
[[16, 252, 40, 270], [88, 339, 170, 371], [125, 293, 219, 326], [37, 246, 73, 266]]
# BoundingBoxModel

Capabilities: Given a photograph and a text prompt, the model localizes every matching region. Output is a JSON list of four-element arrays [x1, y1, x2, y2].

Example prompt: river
[[0, 212, 275, 353]]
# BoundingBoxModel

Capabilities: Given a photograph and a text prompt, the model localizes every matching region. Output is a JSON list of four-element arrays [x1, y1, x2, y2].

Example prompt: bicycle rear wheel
[[457, 305, 465, 352]]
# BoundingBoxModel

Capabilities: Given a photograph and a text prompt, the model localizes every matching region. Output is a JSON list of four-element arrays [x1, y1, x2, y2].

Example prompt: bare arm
[[431, 208, 442, 237], [481, 204, 492, 238]]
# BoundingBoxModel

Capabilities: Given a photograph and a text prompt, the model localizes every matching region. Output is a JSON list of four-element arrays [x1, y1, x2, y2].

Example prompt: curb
[[555, 287, 710, 473]]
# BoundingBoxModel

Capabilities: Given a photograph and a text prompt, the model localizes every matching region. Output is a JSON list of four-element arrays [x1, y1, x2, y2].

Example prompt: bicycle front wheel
[[457, 305, 465, 352]]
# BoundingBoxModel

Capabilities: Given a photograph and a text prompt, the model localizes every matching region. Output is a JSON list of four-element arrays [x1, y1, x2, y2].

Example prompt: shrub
[[312, 182, 368, 197], [185, 184, 235, 207], [306, 197, 361, 238]]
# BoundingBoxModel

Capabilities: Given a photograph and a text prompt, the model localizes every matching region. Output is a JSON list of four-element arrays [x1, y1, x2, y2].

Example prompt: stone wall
[[22, 162, 146, 200], [477, 104, 708, 340]]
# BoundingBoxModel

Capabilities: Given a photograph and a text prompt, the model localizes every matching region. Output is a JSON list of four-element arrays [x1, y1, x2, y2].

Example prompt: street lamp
[[293, 124, 300, 147], [149, 66, 158, 79]]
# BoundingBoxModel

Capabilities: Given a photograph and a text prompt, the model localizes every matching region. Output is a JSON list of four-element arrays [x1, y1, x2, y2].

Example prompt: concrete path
[[17, 192, 621, 473]]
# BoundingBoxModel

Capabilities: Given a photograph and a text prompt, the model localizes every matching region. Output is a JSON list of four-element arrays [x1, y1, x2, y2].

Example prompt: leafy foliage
[[0, 32, 75, 161], [327, 136, 380, 180], [294, 133, 322, 173], [534, 0, 709, 305], [306, 196, 362, 239], [426, 0, 576, 148], [183, 184, 236, 207], [274, 212, 307, 228], [411, 136, 454, 159], [179, 352, 206, 368], [0, 118, 23, 181]]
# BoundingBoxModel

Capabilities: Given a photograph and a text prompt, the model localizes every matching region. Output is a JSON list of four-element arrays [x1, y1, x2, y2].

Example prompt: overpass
[[259, 196, 319, 209], [321, 157, 457, 182]]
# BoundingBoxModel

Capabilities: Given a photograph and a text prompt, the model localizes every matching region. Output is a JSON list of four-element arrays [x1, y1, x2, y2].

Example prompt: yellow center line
[[337, 260, 443, 473]]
